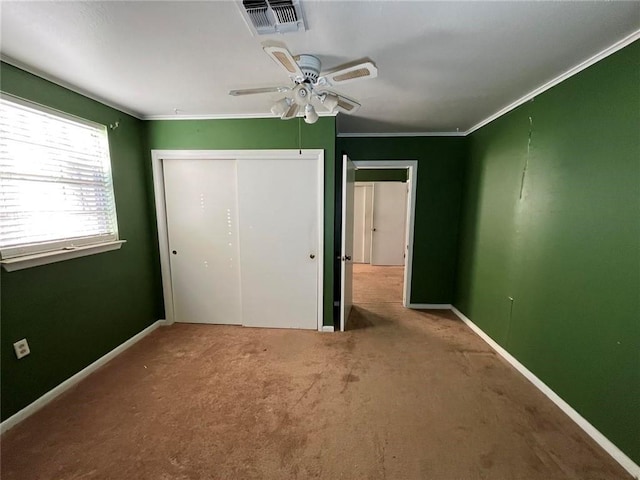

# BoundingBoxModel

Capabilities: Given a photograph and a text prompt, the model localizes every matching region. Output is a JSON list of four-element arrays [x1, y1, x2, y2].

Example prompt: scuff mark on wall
[[519, 115, 533, 200]]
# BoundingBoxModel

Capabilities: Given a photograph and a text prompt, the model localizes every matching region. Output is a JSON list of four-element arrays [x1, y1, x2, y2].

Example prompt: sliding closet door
[[164, 159, 242, 325], [237, 158, 318, 330]]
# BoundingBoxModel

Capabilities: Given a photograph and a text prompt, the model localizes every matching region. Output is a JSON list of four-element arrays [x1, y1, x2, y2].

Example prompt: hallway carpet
[[352, 263, 404, 304], [1, 266, 630, 479]]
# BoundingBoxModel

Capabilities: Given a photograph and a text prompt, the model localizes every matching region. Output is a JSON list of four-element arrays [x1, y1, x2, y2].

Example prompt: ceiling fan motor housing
[[297, 54, 321, 84]]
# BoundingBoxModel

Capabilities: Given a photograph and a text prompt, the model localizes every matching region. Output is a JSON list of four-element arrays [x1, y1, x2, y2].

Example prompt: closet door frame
[[151, 149, 325, 331]]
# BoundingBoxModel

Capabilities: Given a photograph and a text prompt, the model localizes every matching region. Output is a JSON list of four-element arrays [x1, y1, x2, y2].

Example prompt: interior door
[[371, 182, 408, 266], [237, 157, 318, 330], [164, 159, 242, 324], [340, 155, 355, 331]]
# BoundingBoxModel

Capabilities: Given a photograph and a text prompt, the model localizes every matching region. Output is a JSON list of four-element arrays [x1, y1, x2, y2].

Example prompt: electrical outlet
[[13, 338, 30, 359]]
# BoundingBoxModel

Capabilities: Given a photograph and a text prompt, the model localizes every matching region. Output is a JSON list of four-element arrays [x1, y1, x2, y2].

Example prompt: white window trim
[[0, 93, 125, 270], [0, 240, 126, 271], [1, 92, 108, 130]]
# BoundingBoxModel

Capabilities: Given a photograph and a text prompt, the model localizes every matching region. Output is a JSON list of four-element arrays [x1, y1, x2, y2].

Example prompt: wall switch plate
[[13, 338, 30, 359]]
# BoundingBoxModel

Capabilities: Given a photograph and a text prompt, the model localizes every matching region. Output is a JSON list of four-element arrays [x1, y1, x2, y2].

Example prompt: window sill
[[1, 240, 126, 271]]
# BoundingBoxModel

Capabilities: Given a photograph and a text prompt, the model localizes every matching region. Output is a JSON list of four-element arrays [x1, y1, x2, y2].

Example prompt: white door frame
[[151, 149, 325, 331], [351, 160, 418, 307], [340, 154, 355, 332]]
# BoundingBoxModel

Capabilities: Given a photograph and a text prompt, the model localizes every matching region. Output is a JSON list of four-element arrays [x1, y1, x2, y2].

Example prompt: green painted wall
[[355, 168, 407, 182], [0, 63, 162, 420], [455, 42, 640, 463], [146, 117, 336, 327], [337, 137, 467, 304]]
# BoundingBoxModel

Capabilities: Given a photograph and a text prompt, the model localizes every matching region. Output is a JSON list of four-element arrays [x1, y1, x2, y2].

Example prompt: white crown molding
[[337, 132, 465, 138], [0, 54, 143, 120], [465, 29, 640, 135], [144, 113, 276, 121], [337, 30, 640, 138], [143, 111, 338, 121], [3, 30, 637, 133]]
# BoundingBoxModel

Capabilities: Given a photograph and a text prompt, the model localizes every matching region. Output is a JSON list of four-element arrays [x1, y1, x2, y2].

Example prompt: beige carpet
[[353, 263, 404, 304], [1, 266, 630, 479]]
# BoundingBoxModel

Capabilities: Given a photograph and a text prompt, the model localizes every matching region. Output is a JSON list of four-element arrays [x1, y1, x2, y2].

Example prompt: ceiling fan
[[229, 44, 378, 124]]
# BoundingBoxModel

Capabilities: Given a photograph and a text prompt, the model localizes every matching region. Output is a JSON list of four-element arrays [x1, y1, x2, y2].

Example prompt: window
[[0, 94, 123, 269]]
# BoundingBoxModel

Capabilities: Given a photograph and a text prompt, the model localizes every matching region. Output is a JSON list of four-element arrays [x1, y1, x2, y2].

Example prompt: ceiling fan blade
[[264, 45, 304, 79], [321, 61, 378, 86], [334, 94, 361, 114], [281, 102, 299, 120], [229, 86, 289, 96]]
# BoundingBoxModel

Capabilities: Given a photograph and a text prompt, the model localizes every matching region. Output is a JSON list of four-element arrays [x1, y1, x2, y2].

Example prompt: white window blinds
[[0, 95, 119, 259]]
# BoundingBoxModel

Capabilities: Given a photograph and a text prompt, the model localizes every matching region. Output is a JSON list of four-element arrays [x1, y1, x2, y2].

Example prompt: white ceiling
[[1, 1, 639, 134]]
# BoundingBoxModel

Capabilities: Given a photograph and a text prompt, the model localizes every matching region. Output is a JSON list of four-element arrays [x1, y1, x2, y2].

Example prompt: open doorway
[[352, 179, 407, 305], [339, 158, 418, 331]]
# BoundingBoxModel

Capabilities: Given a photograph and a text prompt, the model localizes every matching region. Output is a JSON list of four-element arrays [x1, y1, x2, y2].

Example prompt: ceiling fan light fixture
[[304, 103, 318, 124], [282, 102, 299, 120], [229, 44, 376, 122], [320, 92, 339, 112], [271, 97, 292, 116]]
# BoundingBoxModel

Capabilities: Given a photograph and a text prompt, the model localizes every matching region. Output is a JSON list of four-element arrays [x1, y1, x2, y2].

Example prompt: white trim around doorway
[[351, 160, 418, 308]]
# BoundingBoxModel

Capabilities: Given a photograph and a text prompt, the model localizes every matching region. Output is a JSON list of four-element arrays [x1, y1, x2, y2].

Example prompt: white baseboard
[[1, 319, 167, 434], [408, 303, 452, 310], [321, 325, 335, 333], [450, 306, 640, 479]]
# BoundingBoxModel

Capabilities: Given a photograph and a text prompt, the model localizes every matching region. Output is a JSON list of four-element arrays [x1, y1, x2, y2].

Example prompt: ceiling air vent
[[239, 0, 306, 35]]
